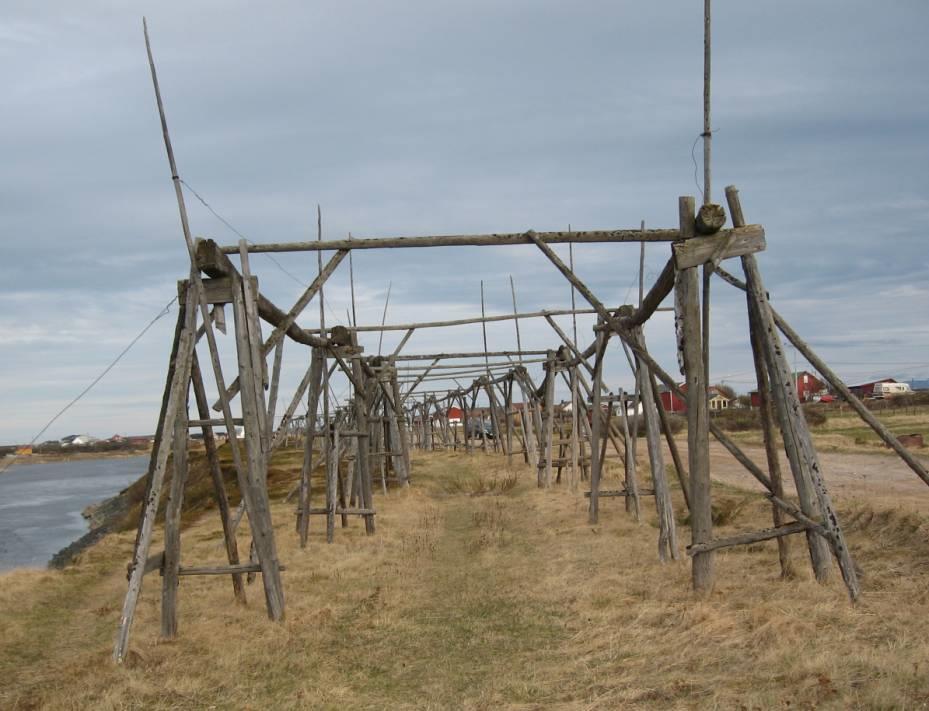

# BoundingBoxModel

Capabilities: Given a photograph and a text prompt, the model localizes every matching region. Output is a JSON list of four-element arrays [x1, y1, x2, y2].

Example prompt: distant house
[[60, 434, 97, 447], [707, 386, 732, 412], [658, 384, 733, 413], [658, 384, 687, 414], [447, 407, 463, 425], [750, 370, 825, 407]]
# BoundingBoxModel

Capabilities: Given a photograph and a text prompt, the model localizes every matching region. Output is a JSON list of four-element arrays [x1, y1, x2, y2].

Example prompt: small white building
[[60, 434, 98, 447], [873, 382, 913, 398]]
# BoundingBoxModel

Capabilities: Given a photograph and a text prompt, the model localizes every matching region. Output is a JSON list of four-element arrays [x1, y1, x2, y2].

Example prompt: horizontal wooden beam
[[396, 358, 545, 372], [310, 307, 601, 334], [176, 563, 288, 576], [393, 349, 548, 362], [686, 521, 809, 556], [215, 228, 684, 254]]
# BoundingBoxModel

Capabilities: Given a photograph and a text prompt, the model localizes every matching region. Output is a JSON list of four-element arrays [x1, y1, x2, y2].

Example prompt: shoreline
[[0, 448, 151, 472]]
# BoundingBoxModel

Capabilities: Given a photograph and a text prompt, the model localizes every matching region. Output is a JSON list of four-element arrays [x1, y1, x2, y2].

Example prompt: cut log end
[[695, 204, 727, 235]]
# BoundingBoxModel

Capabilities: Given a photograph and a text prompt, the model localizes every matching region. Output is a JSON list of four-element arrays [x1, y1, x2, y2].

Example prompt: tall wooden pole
[[676, 196, 714, 594], [317, 206, 331, 525]]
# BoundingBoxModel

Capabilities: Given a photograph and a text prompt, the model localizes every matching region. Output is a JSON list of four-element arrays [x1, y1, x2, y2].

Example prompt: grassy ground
[[2, 449, 929, 709], [723, 403, 929, 455]]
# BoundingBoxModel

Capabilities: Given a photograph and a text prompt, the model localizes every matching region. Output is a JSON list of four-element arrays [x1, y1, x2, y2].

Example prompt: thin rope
[[0, 296, 178, 473]]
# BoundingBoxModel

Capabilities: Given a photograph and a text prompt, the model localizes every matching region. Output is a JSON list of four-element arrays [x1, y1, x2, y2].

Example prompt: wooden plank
[[672, 224, 765, 269], [201, 276, 249, 305]]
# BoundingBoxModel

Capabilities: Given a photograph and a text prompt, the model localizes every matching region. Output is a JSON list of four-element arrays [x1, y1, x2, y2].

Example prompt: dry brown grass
[[2, 449, 929, 709]]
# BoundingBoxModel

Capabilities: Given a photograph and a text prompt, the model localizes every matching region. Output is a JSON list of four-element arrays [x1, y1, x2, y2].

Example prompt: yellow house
[[707, 387, 731, 412]]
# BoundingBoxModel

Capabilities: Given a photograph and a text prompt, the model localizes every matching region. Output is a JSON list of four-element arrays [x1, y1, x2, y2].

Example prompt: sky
[[1, 0, 927, 444]]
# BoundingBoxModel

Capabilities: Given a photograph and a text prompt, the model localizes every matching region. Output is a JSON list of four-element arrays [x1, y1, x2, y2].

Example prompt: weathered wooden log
[[687, 522, 810, 556], [196, 239, 327, 347], [218, 227, 687, 255], [695, 203, 726, 234], [731, 186, 858, 600]]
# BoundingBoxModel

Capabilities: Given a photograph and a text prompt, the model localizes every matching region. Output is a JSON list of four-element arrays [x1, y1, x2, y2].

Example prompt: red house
[[447, 407, 463, 424], [750, 370, 825, 407], [658, 384, 687, 413]]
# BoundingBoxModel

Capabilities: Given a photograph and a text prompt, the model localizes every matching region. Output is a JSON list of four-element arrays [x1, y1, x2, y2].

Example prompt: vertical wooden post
[[569, 365, 580, 490], [514, 373, 538, 467], [589, 334, 605, 522], [618, 390, 638, 519], [160, 368, 190, 638], [676, 195, 714, 594], [352, 346, 375, 535], [326, 425, 340, 543], [423, 394, 433, 451], [484, 379, 505, 456], [504, 378, 514, 466], [297, 347, 324, 547], [460, 393, 472, 454], [389, 363, 412, 479], [633, 326, 678, 561], [537, 356, 556, 488]]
